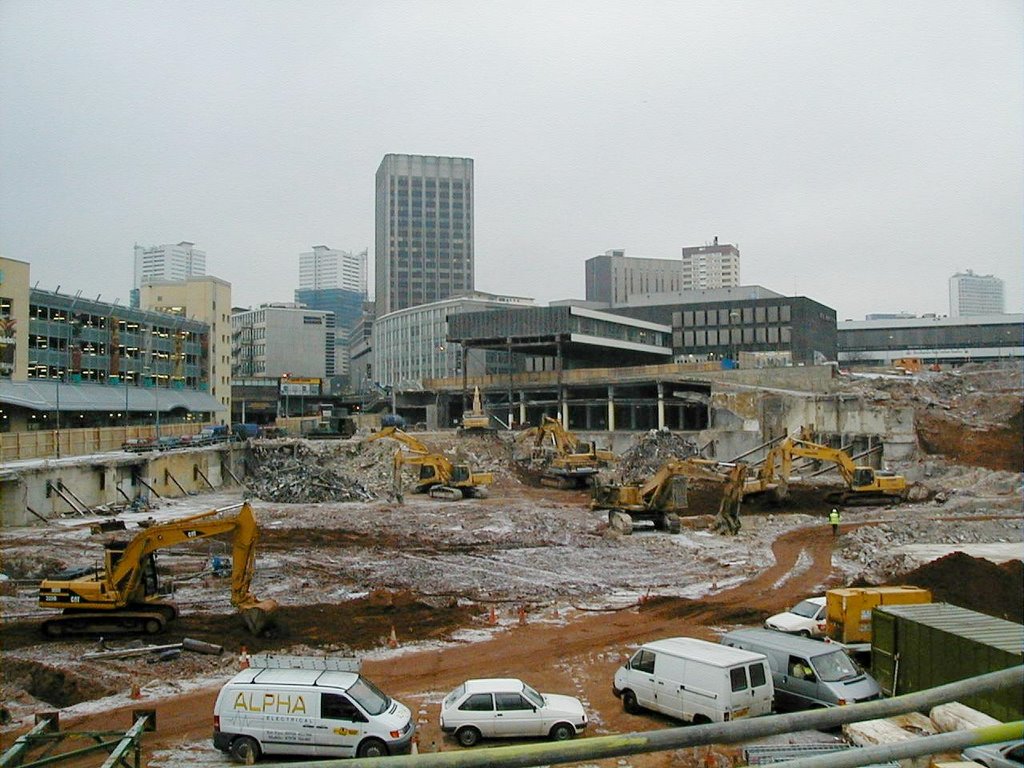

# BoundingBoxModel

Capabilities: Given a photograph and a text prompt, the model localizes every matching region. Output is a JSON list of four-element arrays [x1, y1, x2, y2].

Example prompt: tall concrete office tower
[[680, 239, 740, 290], [948, 270, 1005, 317], [131, 241, 206, 307], [375, 154, 474, 316]]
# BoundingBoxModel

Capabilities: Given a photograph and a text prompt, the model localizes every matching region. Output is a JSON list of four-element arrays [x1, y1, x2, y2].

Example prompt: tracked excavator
[[516, 415, 616, 488], [748, 428, 909, 505], [37, 502, 277, 637], [365, 426, 493, 500], [591, 459, 749, 535], [459, 386, 492, 432]]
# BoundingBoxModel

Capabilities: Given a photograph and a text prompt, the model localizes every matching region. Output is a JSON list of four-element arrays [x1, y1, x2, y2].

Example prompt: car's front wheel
[[356, 738, 388, 758], [622, 690, 640, 714], [456, 726, 481, 747], [549, 723, 575, 741]]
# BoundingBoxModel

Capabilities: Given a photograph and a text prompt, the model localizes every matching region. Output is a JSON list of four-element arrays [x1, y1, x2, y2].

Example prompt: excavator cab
[[851, 467, 877, 489], [450, 465, 471, 484]]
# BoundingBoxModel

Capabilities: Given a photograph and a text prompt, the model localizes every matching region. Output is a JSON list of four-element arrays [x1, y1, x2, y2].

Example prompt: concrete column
[[518, 394, 527, 428], [607, 385, 615, 432], [657, 382, 666, 430]]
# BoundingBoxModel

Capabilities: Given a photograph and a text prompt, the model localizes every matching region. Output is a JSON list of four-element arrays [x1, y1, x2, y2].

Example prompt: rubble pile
[[246, 441, 382, 503], [614, 429, 699, 482]]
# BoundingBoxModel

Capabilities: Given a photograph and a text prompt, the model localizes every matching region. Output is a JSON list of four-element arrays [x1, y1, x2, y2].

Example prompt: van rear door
[[727, 661, 773, 719]]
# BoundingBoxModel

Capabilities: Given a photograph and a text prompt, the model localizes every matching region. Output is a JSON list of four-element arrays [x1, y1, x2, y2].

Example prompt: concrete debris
[[246, 442, 379, 503], [614, 430, 699, 482]]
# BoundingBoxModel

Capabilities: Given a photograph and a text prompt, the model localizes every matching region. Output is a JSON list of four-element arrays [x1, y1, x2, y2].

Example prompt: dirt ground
[[1, 363, 1021, 767]]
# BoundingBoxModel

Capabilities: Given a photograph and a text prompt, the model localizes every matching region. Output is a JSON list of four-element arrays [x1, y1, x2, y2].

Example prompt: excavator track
[[428, 486, 464, 501], [41, 606, 176, 637]]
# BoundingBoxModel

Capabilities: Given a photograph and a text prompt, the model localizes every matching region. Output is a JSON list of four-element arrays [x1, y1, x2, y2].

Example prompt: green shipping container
[[872, 602, 1023, 721]]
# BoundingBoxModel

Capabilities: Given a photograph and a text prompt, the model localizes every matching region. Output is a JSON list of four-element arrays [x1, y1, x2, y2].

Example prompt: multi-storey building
[[138, 276, 233, 418], [131, 241, 206, 307], [680, 239, 740, 290], [585, 249, 686, 305], [0, 257, 224, 433], [295, 245, 368, 378], [231, 303, 334, 381], [298, 245, 367, 292], [375, 154, 474, 316], [948, 270, 1005, 317], [373, 292, 530, 387]]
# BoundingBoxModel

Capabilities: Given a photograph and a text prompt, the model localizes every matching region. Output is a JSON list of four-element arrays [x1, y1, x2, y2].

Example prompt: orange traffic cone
[[239, 646, 251, 669], [411, 734, 419, 755], [388, 626, 399, 648], [517, 606, 527, 626], [130, 678, 142, 700], [488, 606, 497, 626]]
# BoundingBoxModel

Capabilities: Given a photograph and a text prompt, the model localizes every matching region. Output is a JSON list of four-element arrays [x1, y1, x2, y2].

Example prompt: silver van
[[720, 628, 881, 711]]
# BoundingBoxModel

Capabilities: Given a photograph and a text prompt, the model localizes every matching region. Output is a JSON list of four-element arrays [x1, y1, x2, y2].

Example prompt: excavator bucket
[[239, 598, 280, 635]]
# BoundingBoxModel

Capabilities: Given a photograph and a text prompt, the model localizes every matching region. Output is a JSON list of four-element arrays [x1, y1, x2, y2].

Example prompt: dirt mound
[[917, 406, 1023, 472], [881, 552, 1023, 623], [1, 658, 118, 707], [169, 590, 480, 655]]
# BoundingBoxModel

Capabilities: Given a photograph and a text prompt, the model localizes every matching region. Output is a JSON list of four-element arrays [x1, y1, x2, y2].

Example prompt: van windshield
[[347, 676, 390, 716], [791, 600, 822, 618], [812, 650, 860, 682]]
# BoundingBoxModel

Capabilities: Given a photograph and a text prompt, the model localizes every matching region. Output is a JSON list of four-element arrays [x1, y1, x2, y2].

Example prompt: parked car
[[439, 678, 587, 747], [764, 596, 827, 637], [962, 741, 1024, 768]]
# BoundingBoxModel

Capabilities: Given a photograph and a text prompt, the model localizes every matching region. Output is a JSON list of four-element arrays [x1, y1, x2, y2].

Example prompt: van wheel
[[549, 723, 575, 741], [356, 738, 388, 758], [456, 726, 481, 747], [799, 630, 811, 638], [622, 690, 640, 714], [229, 736, 261, 763], [692, 715, 711, 725]]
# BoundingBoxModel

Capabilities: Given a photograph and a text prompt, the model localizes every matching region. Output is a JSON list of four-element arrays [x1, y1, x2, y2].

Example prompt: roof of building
[[0, 380, 225, 413]]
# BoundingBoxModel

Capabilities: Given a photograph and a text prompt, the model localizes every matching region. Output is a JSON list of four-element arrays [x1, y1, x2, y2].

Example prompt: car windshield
[[521, 682, 544, 708], [812, 650, 860, 682], [790, 600, 822, 619], [443, 684, 466, 709], [346, 676, 390, 716]]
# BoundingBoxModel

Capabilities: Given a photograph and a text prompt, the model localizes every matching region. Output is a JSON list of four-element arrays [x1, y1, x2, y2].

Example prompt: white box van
[[612, 637, 773, 724], [721, 628, 881, 711], [212, 655, 414, 762]]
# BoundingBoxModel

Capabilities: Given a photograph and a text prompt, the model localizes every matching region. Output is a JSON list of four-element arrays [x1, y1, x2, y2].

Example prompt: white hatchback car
[[439, 678, 588, 747], [764, 596, 827, 637]]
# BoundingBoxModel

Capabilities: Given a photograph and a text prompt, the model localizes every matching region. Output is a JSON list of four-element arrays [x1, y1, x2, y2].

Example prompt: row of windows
[[675, 305, 793, 327], [675, 326, 792, 347]]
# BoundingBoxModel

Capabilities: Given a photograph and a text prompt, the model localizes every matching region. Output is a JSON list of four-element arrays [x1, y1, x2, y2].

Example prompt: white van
[[213, 655, 414, 762], [613, 637, 773, 724]]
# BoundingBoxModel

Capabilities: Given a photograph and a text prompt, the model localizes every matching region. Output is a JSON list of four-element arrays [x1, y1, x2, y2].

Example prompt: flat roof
[[0, 380, 224, 413]]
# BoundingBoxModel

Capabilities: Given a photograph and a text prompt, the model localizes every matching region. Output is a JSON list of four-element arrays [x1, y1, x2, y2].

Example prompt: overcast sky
[[1, 1, 1021, 321]]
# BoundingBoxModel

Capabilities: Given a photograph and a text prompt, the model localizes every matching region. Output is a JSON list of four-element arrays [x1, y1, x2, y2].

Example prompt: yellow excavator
[[365, 426, 494, 500], [38, 502, 278, 637], [592, 459, 749, 535], [516, 415, 616, 488], [459, 386, 492, 432], [750, 428, 909, 505]]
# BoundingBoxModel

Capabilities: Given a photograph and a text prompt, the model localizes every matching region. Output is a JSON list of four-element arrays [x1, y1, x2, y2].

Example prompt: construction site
[[0, 362, 1021, 767]]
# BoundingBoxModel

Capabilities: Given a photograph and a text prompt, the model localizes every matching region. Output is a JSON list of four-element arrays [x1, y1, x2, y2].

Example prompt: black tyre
[[622, 690, 640, 714], [799, 630, 811, 638], [143, 618, 162, 635], [456, 726, 481, 747], [549, 723, 575, 741], [356, 738, 388, 758], [229, 735, 261, 763], [692, 714, 711, 725]]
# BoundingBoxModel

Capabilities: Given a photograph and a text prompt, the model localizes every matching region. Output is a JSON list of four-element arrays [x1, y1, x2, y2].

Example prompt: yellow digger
[[38, 502, 277, 637], [366, 426, 494, 500]]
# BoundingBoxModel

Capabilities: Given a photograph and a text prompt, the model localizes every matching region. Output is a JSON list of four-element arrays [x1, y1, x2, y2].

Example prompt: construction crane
[[38, 502, 277, 637], [516, 415, 616, 488], [592, 459, 749, 535], [365, 426, 494, 501], [749, 428, 909, 505]]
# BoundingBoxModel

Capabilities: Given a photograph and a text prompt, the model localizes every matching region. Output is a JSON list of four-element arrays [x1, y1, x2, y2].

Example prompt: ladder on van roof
[[248, 654, 361, 672]]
